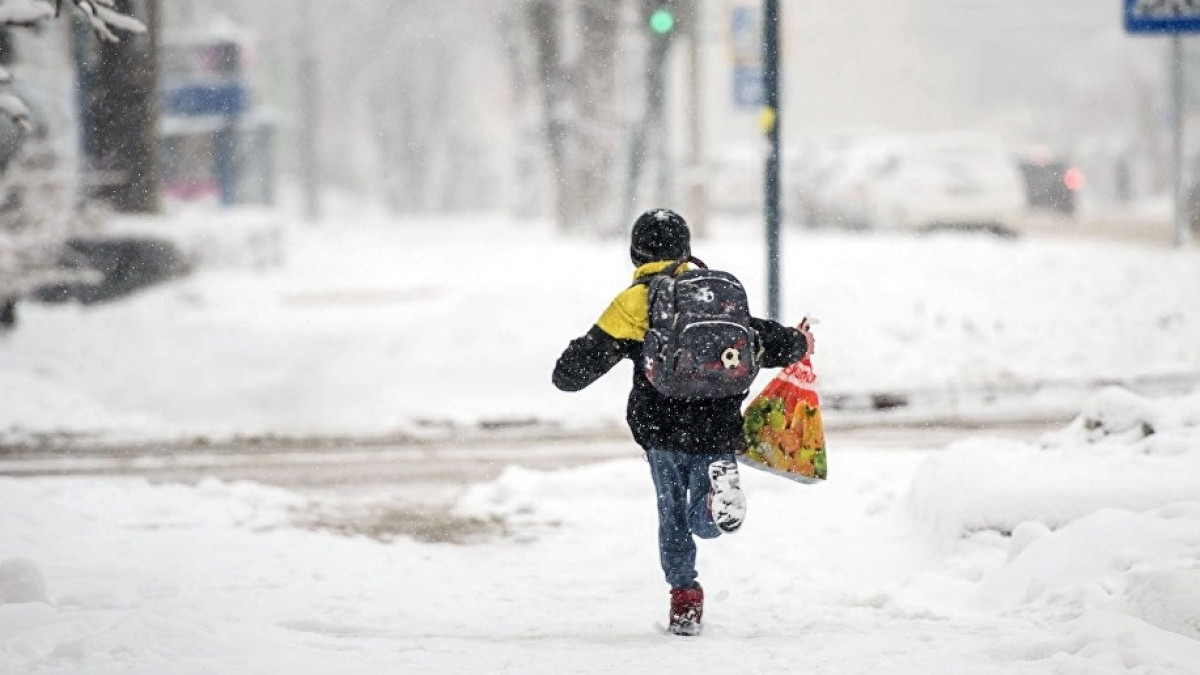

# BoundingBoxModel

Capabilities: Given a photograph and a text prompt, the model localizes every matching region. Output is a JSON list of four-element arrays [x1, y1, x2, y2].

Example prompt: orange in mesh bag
[[741, 356, 827, 483]]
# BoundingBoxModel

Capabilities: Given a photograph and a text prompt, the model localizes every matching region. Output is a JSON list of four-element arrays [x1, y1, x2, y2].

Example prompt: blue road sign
[[733, 64, 763, 108], [730, 5, 761, 64], [163, 84, 247, 117], [1125, 0, 1200, 33]]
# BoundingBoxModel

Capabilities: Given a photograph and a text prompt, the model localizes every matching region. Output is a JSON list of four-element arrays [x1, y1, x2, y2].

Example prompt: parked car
[[815, 133, 1026, 235], [0, 296, 15, 329], [32, 236, 187, 306], [1018, 153, 1081, 217], [804, 135, 906, 230], [790, 130, 895, 229]]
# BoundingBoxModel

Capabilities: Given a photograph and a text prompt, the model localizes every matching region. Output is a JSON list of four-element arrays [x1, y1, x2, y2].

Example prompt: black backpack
[[637, 257, 760, 399]]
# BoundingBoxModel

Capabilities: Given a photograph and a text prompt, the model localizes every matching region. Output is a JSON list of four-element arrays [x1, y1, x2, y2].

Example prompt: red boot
[[668, 584, 704, 636]]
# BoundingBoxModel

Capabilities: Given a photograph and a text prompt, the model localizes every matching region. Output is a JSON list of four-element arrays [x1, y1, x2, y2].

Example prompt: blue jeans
[[645, 448, 737, 589]]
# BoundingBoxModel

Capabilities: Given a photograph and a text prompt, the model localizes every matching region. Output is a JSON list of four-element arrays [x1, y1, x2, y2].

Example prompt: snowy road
[[0, 422, 1052, 488], [0, 423, 1051, 546]]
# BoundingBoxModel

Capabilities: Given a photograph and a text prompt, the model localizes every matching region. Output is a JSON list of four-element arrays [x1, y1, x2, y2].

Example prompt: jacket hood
[[632, 259, 691, 281]]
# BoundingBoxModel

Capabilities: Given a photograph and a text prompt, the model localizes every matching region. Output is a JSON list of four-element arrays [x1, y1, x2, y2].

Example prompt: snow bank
[[973, 504, 1200, 671], [900, 388, 1200, 672], [0, 371, 141, 437], [454, 460, 652, 535], [906, 387, 1200, 537], [974, 504, 1200, 629], [109, 209, 287, 271]]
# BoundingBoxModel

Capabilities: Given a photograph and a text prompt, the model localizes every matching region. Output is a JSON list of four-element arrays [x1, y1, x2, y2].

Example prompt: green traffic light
[[649, 8, 675, 34]]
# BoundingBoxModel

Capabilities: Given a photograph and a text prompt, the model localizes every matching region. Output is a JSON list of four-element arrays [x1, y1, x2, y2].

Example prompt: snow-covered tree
[[159, 1, 513, 218], [0, 0, 144, 321], [502, 0, 625, 235], [158, 2, 636, 228], [0, 1, 144, 126]]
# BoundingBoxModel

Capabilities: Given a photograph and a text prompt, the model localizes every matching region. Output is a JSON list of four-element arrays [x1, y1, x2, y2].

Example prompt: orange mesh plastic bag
[[741, 356, 827, 483]]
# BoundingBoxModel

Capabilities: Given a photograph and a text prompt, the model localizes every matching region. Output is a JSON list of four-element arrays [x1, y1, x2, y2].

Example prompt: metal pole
[[763, 0, 782, 319], [298, 0, 321, 222], [629, 13, 670, 211], [652, 29, 670, 203], [1170, 33, 1189, 247], [685, 3, 707, 238]]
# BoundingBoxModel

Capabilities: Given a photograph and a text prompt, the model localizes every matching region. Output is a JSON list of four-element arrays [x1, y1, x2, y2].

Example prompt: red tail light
[[1063, 168, 1085, 191]]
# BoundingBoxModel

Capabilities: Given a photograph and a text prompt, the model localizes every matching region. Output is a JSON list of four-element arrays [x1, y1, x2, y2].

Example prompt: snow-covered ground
[[2, 388, 1199, 673], [0, 211, 1197, 442]]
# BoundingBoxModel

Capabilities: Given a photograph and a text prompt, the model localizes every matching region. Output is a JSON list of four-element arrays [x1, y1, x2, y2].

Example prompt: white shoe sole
[[708, 459, 746, 533]]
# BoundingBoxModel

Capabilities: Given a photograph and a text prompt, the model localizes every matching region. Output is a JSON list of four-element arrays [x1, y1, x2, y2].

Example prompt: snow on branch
[[69, 0, 146, 42], [0, 0, 145, 41], [0, 0, 53, 26], [0, 0, 145, 127], [0, 92, 30, 129]]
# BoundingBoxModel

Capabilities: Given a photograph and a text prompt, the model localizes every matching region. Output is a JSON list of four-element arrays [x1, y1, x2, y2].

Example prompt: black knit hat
[[630, 208, 691, 265]]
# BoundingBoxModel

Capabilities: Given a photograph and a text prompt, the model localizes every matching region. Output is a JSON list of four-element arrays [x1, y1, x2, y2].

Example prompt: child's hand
[[797, 317, 816, 358]]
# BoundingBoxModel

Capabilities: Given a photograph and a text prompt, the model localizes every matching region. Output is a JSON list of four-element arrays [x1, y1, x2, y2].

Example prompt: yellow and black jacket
[[553, 260, 807, 455]]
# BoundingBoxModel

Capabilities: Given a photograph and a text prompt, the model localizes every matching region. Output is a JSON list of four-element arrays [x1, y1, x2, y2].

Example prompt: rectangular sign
[[732, 64, 763, 108], [1125, 0, 1200, 33], [163, 84, 247, 117], [729, 5, 762, 65]]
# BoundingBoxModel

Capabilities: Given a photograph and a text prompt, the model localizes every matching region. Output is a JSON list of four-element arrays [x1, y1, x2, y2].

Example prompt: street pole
[[685, 3, 706, 238], [629, 3, 674, 210], [650, 18, 670, 204], [298, 0, 321, 223], [655, 36, 670, 204], [763, 0, 781, 319], [1170, 33, 1190, 248]]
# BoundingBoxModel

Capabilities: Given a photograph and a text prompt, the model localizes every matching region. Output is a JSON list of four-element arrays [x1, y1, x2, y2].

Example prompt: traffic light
[[649, 6, 675, 35]]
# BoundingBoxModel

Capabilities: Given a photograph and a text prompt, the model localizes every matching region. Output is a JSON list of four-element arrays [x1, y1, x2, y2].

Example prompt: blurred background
[[1, 1, 1197, 243]]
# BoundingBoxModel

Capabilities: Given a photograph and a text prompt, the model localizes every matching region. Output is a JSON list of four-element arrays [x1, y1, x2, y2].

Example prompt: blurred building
[[683, 1, 1199, 217], [144, 1, 1196, 223]]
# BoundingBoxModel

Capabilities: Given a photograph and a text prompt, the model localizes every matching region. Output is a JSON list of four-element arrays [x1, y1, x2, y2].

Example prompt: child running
[[552, 208, 814, 635]]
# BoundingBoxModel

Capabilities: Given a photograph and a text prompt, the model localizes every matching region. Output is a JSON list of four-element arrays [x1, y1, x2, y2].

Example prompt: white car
[[804, 135, 906, 229], [814, 133, 1027, 235], [867, 134, 1027, 235]]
